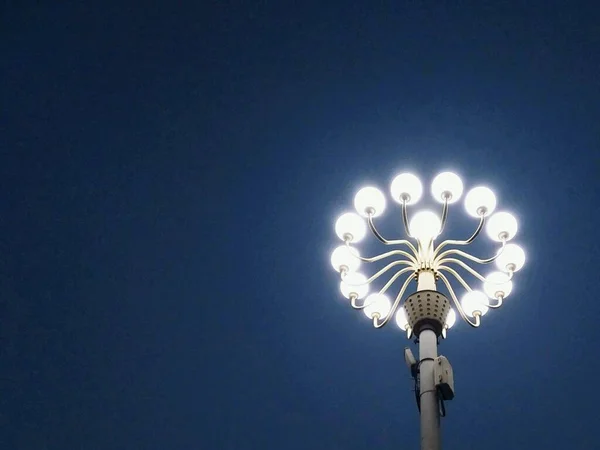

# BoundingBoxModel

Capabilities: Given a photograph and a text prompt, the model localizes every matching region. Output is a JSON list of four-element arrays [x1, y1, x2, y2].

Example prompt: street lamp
[[330, 171, 525, 450]]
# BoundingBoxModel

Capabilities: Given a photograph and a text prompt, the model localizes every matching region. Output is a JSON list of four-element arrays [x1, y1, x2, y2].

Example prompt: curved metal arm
[[401, 199, 413, 238], [437, 265, 474, 292], [345, 242, 418, 266], [379, 267, 416, 295], [366, 215, 419, 255], [437, 272, 481, 328], [434, 215, 485, 257], [373, 273, 416, 328], [367, 214, 392, 244], [435, 258, 488, 283], [350, 294, 362, 309], [485, 295, 503, 309], [349, 269, 415, 309], [341, 260, 415, 285], [439, 198, 449, 234], [434, 240, 506, 266], [437, 257, 514, 281]]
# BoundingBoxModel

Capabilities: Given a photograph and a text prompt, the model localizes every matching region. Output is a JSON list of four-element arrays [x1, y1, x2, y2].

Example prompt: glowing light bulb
[[431, 172, 463, 203], [464, 186, 497, 217], [354, 187, 386, 218], [390, 173, 423, 205], [340, 272, 369, 299], [395, 306, 409, 330], [483, 272, 513, 299], [461, 291, 489, 317], [363, 293, 392, 319], [335, 212, 367, 243], [486, 212, 518, 242], [330, 246, 361, 273], [495, 244, 526, 273], [409, 210, 441, 243]]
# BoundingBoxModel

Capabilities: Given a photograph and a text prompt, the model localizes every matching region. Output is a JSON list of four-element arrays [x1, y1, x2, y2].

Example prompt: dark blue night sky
[[2, 2, 600, 449]]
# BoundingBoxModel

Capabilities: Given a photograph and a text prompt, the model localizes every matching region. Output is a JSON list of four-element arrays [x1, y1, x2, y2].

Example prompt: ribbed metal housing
[[404, 290, 451, 336]]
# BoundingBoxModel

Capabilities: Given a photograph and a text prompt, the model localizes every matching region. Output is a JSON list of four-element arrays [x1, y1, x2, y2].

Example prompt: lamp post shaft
[[417, 270, 436, 291], [419, 327, 440, 450], [416, 270, 441, 450]]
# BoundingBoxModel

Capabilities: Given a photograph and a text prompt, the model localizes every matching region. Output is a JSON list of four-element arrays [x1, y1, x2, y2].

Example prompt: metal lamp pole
[[416, 271, 440, 450], [330, 172, 526, 450]]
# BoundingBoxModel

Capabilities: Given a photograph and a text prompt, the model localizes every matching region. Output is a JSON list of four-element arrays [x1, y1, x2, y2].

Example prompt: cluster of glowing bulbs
[[331, 171, 526, 332]]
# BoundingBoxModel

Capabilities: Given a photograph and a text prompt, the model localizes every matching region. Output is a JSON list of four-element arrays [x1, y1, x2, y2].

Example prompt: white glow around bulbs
[[409, 210, 441, 242], [335, 212, 367, 243], [464, 186, 497, 217], [461, 291, 489, 317], [340, 272, 369, 299], [330, 246, 361, 273], [363, 293, 392, 319], [486, 211, 518, 242], [484, 272, 513, 299], [390, 173, 423, 205], [354, 186, 386, 218], [445, 309, 457, 329], [495, 244, 526, 272], [395, 306, 409, 330], [431, 172, 464, 203]]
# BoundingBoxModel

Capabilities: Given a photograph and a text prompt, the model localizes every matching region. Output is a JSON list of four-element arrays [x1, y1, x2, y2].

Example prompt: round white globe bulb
[[495, 244, 526, 273], [354, 186, 386, 218], [483, 271, 513, 299], [461, 291, 489, 317], [395, 306, 409, 330], [409, 210, 442, 242], [363, 293, 392, 319], [330, 246, 361, 273], [390, 173, 423, 205], [340, 272, 369, 299], [464, 186, 497, 217], [445, 309, 457, 329], [486, 211, 518, 242], [335, 212, 367, 243], [431, 172, 464, 203]]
